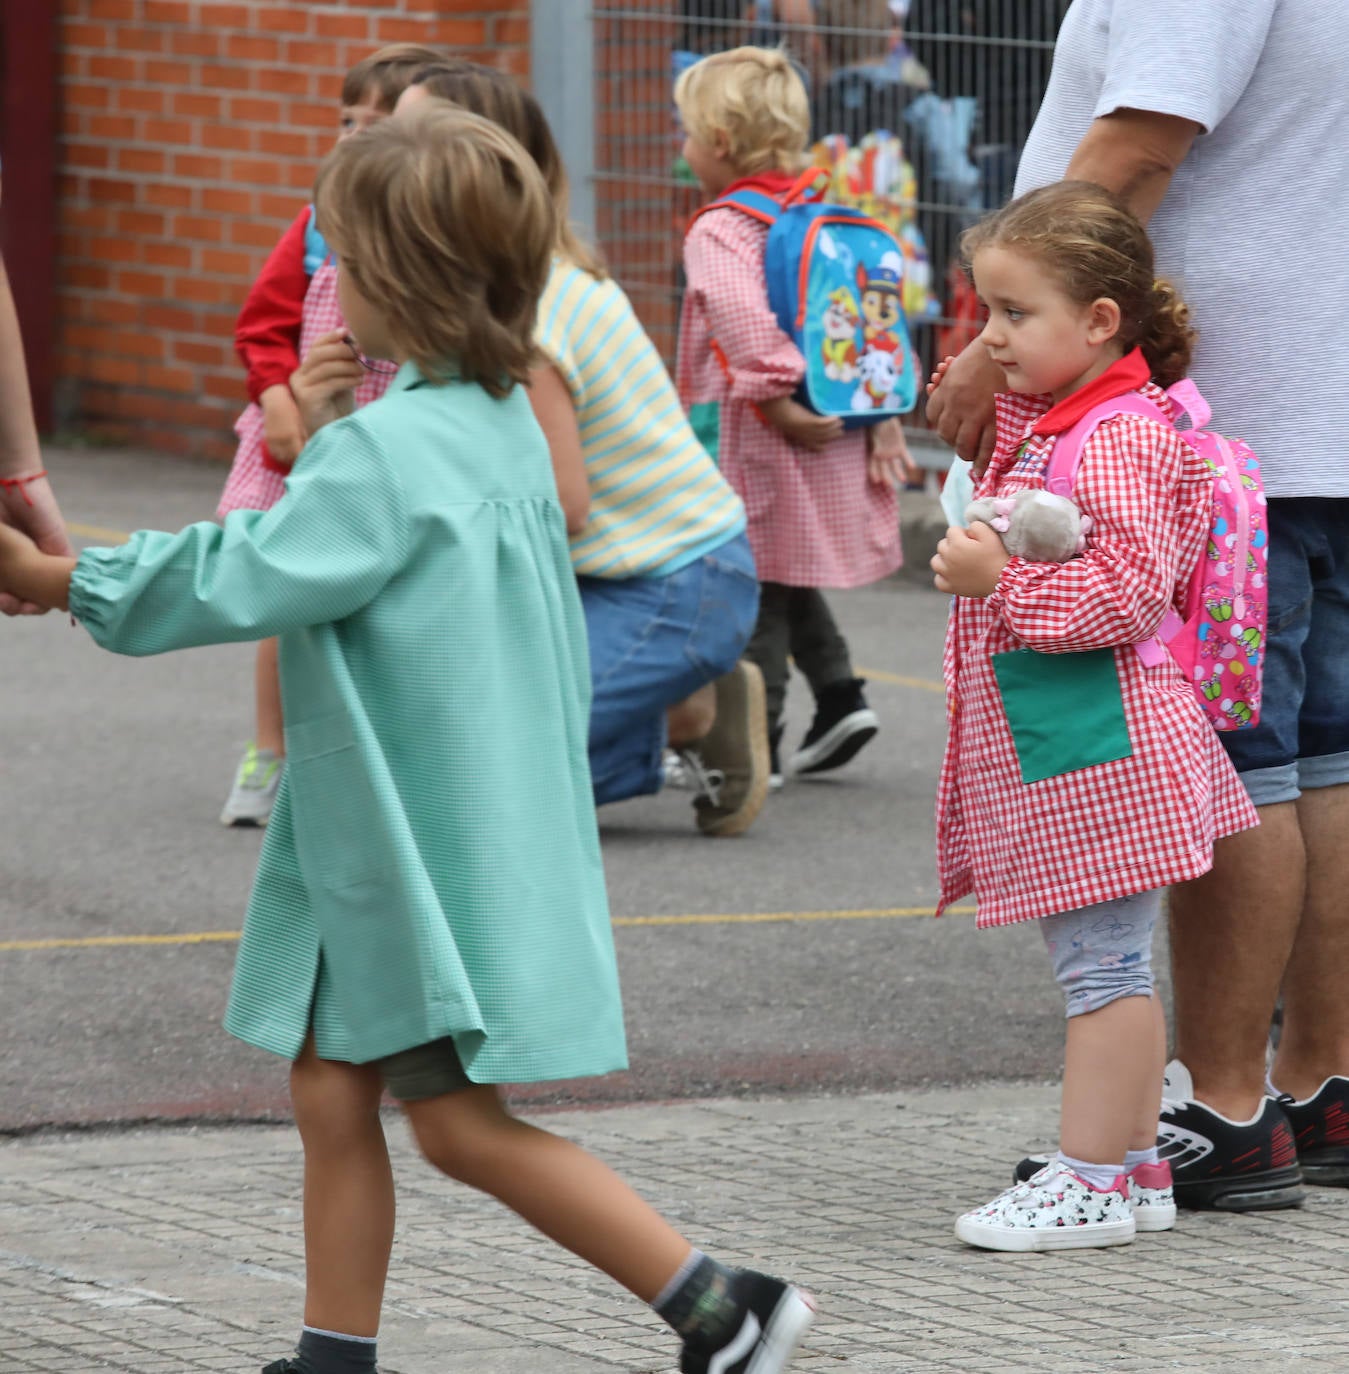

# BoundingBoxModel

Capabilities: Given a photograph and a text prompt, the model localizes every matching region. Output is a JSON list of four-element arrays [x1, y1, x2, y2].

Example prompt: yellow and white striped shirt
[[535, 259, 745, 579]]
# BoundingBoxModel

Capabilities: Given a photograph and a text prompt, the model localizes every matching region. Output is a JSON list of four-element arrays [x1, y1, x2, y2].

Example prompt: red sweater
[[235, 205, 312, 405]]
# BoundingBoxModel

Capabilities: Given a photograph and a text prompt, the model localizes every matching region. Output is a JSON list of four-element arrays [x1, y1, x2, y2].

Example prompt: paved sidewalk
[[5, 1085, 1349, 1373]]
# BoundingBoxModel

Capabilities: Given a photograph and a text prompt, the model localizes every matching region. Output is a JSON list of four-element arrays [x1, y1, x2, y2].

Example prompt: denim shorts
[[1220, 499, 1349, 806], [578, 530, 759, 806]]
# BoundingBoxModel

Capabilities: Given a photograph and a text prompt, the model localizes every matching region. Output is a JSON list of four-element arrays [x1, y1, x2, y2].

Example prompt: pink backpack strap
[[1042, 393, 1171, 497]]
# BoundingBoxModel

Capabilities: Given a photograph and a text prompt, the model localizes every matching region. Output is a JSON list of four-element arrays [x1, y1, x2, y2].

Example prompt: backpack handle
[[780, 166, 830, 209], [1163, 377, 1211, 430]]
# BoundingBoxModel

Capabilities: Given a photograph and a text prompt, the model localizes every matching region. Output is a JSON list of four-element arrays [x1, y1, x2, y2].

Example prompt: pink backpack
[[1045, 380, 1268, 732]]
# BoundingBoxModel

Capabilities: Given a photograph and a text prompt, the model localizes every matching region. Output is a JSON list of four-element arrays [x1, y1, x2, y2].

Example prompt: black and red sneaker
[[1158, 1060, 1304, 1211], [1278, 1076, 1349, 1186]]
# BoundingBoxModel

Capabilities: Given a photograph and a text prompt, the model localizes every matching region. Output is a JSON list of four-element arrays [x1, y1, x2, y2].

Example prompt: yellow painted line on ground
[[0, 906, 974, 953], [855, 665, 945, 694], [68, 522, 130, 545]]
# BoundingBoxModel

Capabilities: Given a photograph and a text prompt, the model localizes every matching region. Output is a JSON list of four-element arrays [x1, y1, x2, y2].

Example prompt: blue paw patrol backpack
[[694, 169, 918, 426]]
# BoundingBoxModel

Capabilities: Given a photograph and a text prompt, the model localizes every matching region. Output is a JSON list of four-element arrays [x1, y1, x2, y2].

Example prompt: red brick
[[144, 182, 195, 209], [226, 34, 281, 63], [88, 355, 143, 386], [88, 297, 141, 325], [255, 66, 310, 97], [140, 118, 198, 146], [257, 129, 313, 159], [88, 175, 139, 203], [116, 147, 167, 174], [88, 233, 142, 264], [88, 0, 136, 19], [199, 5, 251, 27], [493, 17, 530, 45], [114, 269, 167, 296], [144, 304, 201, 333], [116, 27, 167, 54], [202, 186, 255, 215], [200, 63, 252, 91], [64, 205, 113, 232], [256, 7, 312, 35], [230, 157, 283, 186], [172, 152, 225, 180], [285, 40, 341, 68], [173, 214, 225, 243], [66, 143, 113, 170], [200, 248, 254, 277], [116, 209, 167, 237], [66, 263, 115, 291], [89, 54, 140, 81], [173, 93, 223, 119], [170, 29, 219, 58], [203, 372, 249, 402], [117, 87, 166, 115], [229, 96, 284, 124], [87, 113, 138, 141], [142, 365, 197, 393], [143, 1, 192, 21], [314, 13, 370, 40], [374, 17, 441, 43], [174, 338, 234, 367], [287, 100, 334, 131], [66, 82, 112, 109], [201, 124, 255, 152], [143, 242, 194, 270], [62, 22, 112, 48], [229, 219, 287, 249]]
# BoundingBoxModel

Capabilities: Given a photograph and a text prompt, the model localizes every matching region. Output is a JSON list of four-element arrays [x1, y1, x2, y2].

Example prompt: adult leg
[[290, 1039, 394, 1337]]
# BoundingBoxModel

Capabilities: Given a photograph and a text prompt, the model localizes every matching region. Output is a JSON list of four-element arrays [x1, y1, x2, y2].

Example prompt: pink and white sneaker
[[956, 1158, 1136, 1252], [1127, 1159, 1177, 1232]]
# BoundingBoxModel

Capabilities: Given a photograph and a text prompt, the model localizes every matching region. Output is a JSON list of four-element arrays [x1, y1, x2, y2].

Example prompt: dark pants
[[746, 582, 854, 730]]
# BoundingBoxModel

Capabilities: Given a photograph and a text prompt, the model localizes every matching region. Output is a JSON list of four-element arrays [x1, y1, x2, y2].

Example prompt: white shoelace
[[662, 748, 724, 806]]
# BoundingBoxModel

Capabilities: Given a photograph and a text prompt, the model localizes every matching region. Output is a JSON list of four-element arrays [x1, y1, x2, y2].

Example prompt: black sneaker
[[679, 1269, 816, 1374], [1157, 1060, 1304, 1211], [1279, 1075, 1349, 1186], [789, 677, 878, 776], [768, 724, 784, 791], [261, 1362, 300, 1374]]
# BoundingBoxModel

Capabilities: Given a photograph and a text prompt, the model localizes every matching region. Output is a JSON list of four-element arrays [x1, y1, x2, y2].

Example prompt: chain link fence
[[591, 1, 1067, 441]]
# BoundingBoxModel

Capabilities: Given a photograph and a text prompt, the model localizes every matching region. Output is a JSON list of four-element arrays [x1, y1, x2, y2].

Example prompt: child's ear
[[712, 128, 732, 163], [1086, 296, 1122, 345]]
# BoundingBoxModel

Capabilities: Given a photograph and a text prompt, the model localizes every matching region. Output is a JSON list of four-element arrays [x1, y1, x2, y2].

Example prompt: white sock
[[1056, 1151, 1124, 1192], [1124, 1146, 1159, 1170], [1266, 1075, 1286, 1100]]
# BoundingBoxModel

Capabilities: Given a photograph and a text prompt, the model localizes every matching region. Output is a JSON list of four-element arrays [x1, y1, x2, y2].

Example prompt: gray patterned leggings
[[1039, 890, 1163, 1018]]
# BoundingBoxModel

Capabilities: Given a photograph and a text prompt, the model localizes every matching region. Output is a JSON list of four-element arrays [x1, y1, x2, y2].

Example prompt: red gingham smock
[[935, 350, 1258, 929], [676, 180, 902, 589]]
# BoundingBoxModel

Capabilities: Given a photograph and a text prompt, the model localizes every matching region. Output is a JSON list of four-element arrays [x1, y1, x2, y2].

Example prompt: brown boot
[[691, 660, 770, 837]]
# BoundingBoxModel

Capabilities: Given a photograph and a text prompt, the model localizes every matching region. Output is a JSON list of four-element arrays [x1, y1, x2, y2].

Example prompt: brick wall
[[55, 1, 529, 461]]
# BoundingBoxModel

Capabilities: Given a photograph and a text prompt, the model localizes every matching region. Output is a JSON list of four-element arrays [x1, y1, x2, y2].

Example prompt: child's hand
[[290, 329, 365, 435], [926, 354, 957, 396], [759, 396, 844, 452], [0, 519, 72, 613], [866, 418, 921, 488], [931, 521, 1011, 598], [259, 384, 307, 469]]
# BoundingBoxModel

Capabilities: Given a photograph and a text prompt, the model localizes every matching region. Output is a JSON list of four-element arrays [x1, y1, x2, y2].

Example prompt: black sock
[[652, 1251, 742, 1346], [293, 1326, 378, 1374]]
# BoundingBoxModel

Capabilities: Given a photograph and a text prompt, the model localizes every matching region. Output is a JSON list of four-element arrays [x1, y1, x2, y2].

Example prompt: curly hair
[[315, 105, 556, 398], [674, 45, 810, 175], [961, 181, 1197, 388]]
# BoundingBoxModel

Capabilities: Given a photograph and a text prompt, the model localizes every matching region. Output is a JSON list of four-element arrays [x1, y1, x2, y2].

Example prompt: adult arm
[[1064, 109, 1200, 225], [527, 364, 590, 536]]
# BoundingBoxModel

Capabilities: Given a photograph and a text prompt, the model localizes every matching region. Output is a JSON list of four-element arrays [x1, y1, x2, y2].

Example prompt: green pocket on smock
[[688, 401, 721, 464], [991, 647, 1133, 785]]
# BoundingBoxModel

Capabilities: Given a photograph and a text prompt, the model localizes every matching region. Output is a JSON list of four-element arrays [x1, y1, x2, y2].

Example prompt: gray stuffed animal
[[964, 489, 1092, 563]]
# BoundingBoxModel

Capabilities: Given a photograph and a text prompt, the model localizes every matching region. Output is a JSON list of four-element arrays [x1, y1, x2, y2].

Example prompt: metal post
[[531, 0, 596, 238]]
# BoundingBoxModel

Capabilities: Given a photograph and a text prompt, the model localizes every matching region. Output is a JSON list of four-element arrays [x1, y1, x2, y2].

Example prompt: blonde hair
[[315, 105, 556, 398], [674, 45, 810, 175], [341, 42, 453, 111], [962, 181, 1196, 388], [408, 60, 608, 280]]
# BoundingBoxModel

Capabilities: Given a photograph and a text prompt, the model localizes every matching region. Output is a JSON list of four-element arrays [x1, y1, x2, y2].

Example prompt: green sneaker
[[220, 743, 282, 827]]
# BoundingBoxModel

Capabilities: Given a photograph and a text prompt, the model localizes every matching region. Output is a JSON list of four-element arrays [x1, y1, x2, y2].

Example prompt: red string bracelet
[[0, 470, 48, 506]]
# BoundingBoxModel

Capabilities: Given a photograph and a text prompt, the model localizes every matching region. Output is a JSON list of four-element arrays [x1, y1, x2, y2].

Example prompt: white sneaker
[[955, 1158, 1136, 1252], [220, 744, 283, 827]]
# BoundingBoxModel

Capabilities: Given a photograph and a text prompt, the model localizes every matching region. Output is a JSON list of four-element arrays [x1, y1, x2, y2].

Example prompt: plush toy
[[965, 489, 1092, 563]]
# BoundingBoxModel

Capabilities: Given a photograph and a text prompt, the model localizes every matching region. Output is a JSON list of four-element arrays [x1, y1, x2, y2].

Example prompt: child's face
[[339, 95, 389, 143], [973, 245, 1122, 402], [682, 125, 737, 199], [337, 262, 400, 365]]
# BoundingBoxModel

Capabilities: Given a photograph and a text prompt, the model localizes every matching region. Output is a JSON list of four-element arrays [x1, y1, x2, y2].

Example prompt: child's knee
[[406, 1088, 518, 1185], [290, 1048, 383, 1145]]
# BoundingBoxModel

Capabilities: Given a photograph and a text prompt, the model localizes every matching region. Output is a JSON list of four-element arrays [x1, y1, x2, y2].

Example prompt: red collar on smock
[[719, 171, 803, 200], [1030, 348, 1152, 437]]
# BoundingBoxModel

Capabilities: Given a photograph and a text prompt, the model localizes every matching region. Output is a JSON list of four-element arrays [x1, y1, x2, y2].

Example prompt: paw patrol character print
[[821, 286, 862, 382], [851, 346, 903, 411], [856, 250, 905, 356]]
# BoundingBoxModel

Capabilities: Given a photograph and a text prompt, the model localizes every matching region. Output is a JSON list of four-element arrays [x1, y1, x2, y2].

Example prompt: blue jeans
[[579, 531, 759, 806], [1221, 499, 1349, 805]]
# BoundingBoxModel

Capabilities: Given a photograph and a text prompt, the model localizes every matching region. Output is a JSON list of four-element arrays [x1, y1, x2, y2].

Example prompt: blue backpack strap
[[692, 187, 783, 227], [302, 205, 333, 275]]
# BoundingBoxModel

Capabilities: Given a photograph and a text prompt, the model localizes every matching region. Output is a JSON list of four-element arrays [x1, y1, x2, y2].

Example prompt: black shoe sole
[[1300, 1149, 1349, 1187], [1173, 1165, 1306, 1211], [793, 723, 877, 776]]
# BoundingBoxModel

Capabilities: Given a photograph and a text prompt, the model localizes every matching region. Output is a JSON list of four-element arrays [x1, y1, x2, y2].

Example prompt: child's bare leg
[[1060, 992, 1160, 1164], [255, 636, 284, 755], [1130, 989, 1168, 1151], [667, 683, 716, 748], [403, 1085, 691, 1302], [290, 1039, 394, 1336]]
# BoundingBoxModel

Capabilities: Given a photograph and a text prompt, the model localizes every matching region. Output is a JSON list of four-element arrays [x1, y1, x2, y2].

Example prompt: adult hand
[[866, 418, 921, 488], [931, 521, 1010, 598], [758, 395, 844, 453], [259, 383, 307, 469], [0, 474, 73, 615], [924, 341, 1003, 474], [290, 329, 364, 436]]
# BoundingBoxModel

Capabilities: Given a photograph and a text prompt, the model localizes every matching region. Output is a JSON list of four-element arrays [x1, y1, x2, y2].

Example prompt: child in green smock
[[0, 107, 814, 1374]]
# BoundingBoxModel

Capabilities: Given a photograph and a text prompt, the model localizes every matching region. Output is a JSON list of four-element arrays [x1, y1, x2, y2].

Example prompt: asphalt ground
[[0, 445, 1104, 1134]]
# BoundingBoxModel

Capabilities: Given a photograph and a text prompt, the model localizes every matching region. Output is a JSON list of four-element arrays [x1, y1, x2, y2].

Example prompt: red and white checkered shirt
[[935, 381, 1259, 928], [676, 206, 901, 588]]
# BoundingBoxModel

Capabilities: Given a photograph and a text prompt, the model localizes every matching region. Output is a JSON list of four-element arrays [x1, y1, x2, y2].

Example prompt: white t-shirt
[[1016, 0, 1349, 498]]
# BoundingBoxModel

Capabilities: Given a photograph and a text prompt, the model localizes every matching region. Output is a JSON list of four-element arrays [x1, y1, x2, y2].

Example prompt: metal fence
[[580, 0, 1067, 429]]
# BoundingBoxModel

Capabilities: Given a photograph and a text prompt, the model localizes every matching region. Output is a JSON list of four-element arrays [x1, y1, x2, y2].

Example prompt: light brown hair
[[961, 181, 1196, 387], [408, 60, 608, 279], [315, 105, 556, 398], [341, 42, 454, 111], [674, 45, 810, 176]]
